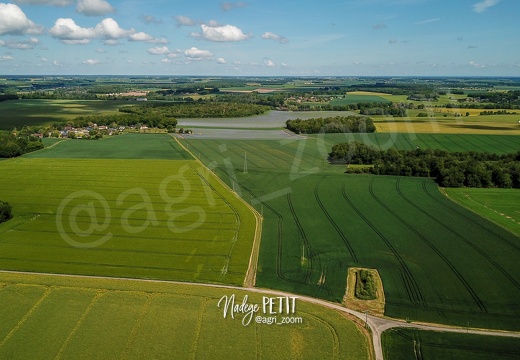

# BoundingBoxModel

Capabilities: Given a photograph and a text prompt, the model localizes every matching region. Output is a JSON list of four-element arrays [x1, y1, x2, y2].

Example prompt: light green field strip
[[443, 188, 520, 237], [0, 272, 370, 360], [0, 157, 256, 286]]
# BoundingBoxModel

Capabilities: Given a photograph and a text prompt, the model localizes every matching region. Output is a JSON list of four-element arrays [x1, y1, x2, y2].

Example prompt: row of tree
[[329, 142, 520, 188], [286, 116, 376, 134], [119, 102, 270, 118], [0, 131, 44, 158]]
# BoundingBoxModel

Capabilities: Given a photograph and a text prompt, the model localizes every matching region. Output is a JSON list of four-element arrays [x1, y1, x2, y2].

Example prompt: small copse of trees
[[355, 270, 377, 300], [0, 201, 13, 224], [286, 116, 376, 134], [0, 131, 44, 158]]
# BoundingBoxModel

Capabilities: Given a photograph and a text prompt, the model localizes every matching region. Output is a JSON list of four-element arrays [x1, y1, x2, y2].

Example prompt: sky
[[0, 0, 519, 76]]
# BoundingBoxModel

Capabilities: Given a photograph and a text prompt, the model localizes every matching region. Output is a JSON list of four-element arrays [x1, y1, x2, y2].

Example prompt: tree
[[0, 201, 13, 223]]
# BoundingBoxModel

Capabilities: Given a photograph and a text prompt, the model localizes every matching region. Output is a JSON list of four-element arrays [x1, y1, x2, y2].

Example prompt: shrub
[[0, 201, 13, 223]]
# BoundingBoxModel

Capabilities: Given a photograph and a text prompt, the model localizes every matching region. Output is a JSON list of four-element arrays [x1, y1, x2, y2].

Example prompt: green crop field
[[443, 188, 520, 237], [0, 99, 129, 130], [27, 133, 192, 160], [0, 148, 256, 285], [309, 133, 520, 154], [183, 136, 520, 330], [0, 272, 370, 360], [381, 328, 520, 360]]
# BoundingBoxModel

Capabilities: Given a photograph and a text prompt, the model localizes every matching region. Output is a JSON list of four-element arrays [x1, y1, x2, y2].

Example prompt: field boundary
[[343, 267, 385, 317], [171, 135, 263, 288]]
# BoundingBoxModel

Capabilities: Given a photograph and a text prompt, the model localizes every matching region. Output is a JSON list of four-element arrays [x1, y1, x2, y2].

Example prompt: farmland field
[[0, 135, 257, 286], [183, 136, 520, 330], [27, 133, 192, 160], [443, 188, 520, 237], [381, 328, 520, 360], [0, 99, 129, 130], [0, 272, 370, 360]]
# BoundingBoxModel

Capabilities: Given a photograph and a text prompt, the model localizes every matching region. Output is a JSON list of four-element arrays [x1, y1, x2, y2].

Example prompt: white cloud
[[217, 57, 226, 64], [0, 55, 14, 61], [0, 3, 43, 35], [40, 57, 48, 62], [2, 37, 40, 49], [83, 58, 101, 65], [77, 0, 115, 16], [148, 46, 170, 55], [472, 0, 499, 13], [95, 18, 130, 39], [261, 32, 288, 44], [12, 0, 71, 5], [95, 47, 106, 52], [469, 60, 486, 68], [129, 32, 167, 43], [184, 47, 213, 60], [197, 24, 250, 42], [49, 18, 97, 43], [50, 17, 161, 45], [161, 58, 171, 63], [264, 59, 275, 67], [175, 15, 196, 27]]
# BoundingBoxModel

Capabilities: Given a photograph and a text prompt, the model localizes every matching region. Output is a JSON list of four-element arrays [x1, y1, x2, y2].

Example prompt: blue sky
[[0, 0, 518, 76]]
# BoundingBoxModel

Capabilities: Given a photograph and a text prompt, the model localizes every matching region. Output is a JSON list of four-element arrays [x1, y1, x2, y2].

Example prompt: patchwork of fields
[[183, 135, 520, 330], [0, 272, 370, 360]]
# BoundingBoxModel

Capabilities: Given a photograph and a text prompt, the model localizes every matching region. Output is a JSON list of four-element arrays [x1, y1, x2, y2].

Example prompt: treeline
[[480, 110, 518, 115], [329, 142, 520, 188], [0, 131, 44, 158], [119, 102, 269, 118], [0, 94, 19, 102], [360, 106, 407, 117], [286, 116, 376, 134], [71, 113, 177, 130]]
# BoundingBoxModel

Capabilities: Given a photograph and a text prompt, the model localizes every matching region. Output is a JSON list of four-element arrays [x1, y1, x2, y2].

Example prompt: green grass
[[0, 157, 255, 286], [0, 99, 129, 130], [27, 133, 192, 160], [443, 188, 520, 237], [382, 328, 520, 360], [0, 272, 370, 360], [183, 136, 520, 330]]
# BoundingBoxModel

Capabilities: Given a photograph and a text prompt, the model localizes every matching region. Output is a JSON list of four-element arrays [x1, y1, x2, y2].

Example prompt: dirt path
[[1, 270, 519, 360], [171, 135, 264, 287]]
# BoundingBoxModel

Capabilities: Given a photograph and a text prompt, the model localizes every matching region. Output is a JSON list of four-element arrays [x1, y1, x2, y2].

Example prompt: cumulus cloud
[[175, 15, 196, 27], [0, 55, 14, 61], [221, 2, 248, 11], [264, 59, 275, 67], [50, 17, 161, 44], [184, 47, 213, 60], [49, 18, 97, 42], [473, 0, 499, 13], [1, 37, 40, 49], [77, 0, 115, 16], [217, 57, 226, 64], [261, 32, 288, 44], [0, 3, 44, 35], [12, 0, 71, 5], [83, 58, 101, 65], [195, 24, 250, 42], [129, 32, 167, 43], [148, 46, 170, 55]]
